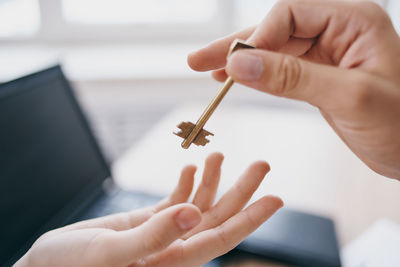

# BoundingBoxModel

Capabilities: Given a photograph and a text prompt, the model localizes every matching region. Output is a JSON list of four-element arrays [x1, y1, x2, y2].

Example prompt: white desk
[[112, 105, 400, 247]]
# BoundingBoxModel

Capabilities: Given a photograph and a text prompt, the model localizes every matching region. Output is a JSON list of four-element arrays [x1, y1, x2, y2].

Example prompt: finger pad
[[212, 70, 228, 82], [206, 152, 224, 165], [250, 161, 271, 177], [259, 195, 284, 211]]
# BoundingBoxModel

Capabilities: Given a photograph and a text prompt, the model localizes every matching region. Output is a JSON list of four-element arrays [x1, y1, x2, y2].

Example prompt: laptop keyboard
[[79, 190, 162, 220]]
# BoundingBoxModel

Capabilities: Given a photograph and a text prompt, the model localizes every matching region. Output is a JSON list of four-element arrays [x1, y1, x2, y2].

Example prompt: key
[[174, 39, 255, 149]]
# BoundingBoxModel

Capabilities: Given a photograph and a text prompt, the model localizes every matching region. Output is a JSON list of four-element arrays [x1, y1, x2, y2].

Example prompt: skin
[[188, 0, 400, 180], [15, 152, 283, 267]]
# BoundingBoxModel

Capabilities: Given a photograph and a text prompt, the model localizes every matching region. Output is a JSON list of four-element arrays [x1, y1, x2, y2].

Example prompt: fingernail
[[227, 51, 264, 81], [176, 209, 201, 231]]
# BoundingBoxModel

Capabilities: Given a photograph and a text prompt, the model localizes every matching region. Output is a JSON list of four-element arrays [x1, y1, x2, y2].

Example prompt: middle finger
[[192, 152, 224, 212], [185, 160, 270, 238]]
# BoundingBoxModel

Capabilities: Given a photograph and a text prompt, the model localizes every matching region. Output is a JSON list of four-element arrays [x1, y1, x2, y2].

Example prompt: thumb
[[226, 49, 367, 109], [96, 204, 201, 265]]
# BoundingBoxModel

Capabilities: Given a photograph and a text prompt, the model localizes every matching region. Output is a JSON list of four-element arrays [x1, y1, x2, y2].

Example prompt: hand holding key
[[174, 39, 255, 149], [188, 0, 400, 180]]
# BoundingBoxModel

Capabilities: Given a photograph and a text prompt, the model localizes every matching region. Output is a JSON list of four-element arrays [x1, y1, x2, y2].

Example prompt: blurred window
[[62, 0, 218, 25], [234, 0, 276, 30], [0, 0, 397, 42], [387, 0, 400, 34], [0, 0, 40, 37]]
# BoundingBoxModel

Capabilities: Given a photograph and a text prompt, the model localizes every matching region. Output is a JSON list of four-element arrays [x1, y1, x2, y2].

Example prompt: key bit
[[174, 39, 255, 149], [174, 122, 214, 146]]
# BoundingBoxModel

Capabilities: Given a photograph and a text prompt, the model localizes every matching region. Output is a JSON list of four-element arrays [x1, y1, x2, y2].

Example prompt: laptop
[[0, 65, 163, 266]]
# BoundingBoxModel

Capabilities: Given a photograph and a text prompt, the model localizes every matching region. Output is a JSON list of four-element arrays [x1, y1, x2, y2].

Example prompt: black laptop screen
[[0, 66, 110, 265]]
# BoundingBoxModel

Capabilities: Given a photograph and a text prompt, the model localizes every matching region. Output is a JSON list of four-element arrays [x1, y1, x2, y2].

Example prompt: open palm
[[16, 152, 282, 267]]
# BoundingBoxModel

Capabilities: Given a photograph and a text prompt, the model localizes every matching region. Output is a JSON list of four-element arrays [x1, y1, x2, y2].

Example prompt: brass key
[[174, 39, 255, 149]]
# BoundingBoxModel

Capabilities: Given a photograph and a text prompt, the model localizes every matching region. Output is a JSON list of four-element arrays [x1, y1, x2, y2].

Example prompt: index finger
[[188, 0, 340, 72], [188, 26, 255, 71], [247, 0, 335, 50]]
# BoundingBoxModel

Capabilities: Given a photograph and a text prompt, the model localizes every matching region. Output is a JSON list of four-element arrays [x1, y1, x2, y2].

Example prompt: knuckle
[[359, 1, 385, 18], [275, 55, 302, 95], [214, 225, 239, 255], [353, 1, 391, 26], [215, 226, 231, 250], [244, 210, 258, 227]]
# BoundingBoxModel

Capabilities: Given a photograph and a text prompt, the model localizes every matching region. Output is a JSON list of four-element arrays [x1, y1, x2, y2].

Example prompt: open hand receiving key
[[15, 152, 282, 267]]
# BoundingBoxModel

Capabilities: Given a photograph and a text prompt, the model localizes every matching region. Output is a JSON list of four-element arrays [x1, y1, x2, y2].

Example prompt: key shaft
[[178, 39, 255, 149], [181, 76, 234, 149]]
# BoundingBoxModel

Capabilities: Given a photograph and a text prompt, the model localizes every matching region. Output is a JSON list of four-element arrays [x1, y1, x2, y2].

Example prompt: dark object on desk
[[234, 208, 342, 267], [0, 65, 162, 266]]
